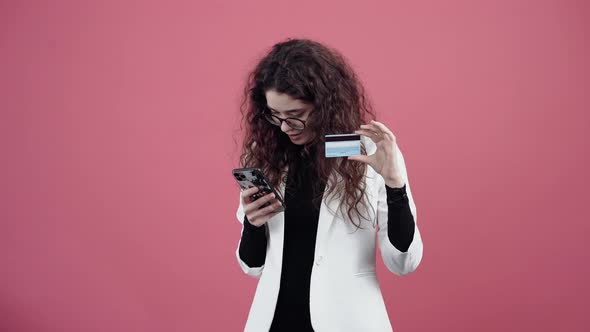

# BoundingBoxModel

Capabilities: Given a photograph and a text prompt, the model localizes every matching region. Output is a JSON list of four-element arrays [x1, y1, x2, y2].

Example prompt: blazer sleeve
[[235, 191, 265, 279], [375, 144, 424, 276]]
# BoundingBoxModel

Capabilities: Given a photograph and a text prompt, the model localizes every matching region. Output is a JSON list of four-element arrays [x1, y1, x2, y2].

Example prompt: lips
[[289, 133, 301, 139]]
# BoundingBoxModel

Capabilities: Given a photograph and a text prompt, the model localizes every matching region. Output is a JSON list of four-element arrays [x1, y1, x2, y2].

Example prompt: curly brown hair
[[239, 38, 377, 228]]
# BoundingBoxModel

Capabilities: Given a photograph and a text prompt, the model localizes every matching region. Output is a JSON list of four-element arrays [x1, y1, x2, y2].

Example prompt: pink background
[[2, 0, 589, 331]]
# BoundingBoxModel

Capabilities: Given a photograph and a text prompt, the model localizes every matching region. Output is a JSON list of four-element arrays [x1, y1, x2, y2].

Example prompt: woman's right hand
[[241, 187, 283, 227]]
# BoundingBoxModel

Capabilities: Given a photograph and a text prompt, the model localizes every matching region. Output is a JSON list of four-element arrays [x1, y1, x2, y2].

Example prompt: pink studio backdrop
[[1, 0, 589, 331]]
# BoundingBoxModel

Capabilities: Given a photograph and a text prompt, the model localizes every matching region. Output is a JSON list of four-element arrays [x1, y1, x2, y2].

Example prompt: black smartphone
[[232, 167, 286, 212]]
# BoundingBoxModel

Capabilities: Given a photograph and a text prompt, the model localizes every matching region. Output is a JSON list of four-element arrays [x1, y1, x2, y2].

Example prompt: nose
[[280, 121, 291, 133]]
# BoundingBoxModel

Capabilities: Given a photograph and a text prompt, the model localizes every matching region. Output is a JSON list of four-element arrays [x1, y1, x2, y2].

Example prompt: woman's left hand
[[348, 120, 405, 188]]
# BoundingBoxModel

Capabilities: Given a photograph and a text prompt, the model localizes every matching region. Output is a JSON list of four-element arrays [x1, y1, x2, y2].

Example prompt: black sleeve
[[238, 216, 268, 268], [385, 184, 415, 252]]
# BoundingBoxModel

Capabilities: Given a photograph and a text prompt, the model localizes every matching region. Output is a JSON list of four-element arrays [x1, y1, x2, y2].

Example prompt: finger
[[360, 124, 381, 136], [241, 186, 259, 197], [360, 123, 387, 140], [348, 154, 372, 165], [258, 200, 283, 217], [244, 194, 275, 215], [367, 124, 392, 142], [250, 192, 277, 210], [371, 120, 396, 141], [243, 193, 272, 215], [241, 186, 259, 204], [355, 129, 382, 142], [249, 200, 282, 221]]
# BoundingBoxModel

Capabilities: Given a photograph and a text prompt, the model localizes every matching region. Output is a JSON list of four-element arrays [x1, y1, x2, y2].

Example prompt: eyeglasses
[[263, 112, 307, 131]]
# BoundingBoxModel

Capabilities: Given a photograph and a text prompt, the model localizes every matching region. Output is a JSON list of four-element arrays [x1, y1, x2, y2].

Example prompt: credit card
[[325, 134, 361, 158]]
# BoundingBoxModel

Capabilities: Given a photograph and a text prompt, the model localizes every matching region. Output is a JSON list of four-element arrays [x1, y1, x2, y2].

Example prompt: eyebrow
[[268, 107, 304, 113]]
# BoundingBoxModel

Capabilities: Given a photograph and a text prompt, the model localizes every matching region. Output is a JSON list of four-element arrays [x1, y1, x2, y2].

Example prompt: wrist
[[384, 177, 405, 188]]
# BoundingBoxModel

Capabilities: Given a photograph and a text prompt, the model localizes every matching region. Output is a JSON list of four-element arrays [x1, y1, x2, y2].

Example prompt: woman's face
[[265, 89, 314, 145]]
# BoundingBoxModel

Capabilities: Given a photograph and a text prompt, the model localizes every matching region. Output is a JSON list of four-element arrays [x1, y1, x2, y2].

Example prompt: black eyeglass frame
[[262, 111, 308, 131]]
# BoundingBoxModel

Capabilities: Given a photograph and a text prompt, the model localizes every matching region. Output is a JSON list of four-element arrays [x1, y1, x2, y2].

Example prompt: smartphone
[[232, 167, 286, 212]]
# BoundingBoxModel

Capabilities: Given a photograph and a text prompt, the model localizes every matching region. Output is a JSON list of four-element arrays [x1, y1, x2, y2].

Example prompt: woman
[[234, 38, 423, 332]]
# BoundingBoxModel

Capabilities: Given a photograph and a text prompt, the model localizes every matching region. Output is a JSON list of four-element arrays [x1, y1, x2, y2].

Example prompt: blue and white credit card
[[325, 134, 361, 158]]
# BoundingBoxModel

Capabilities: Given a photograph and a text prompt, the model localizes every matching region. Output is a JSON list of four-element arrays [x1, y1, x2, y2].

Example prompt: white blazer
[[235, 137, 424, 332]]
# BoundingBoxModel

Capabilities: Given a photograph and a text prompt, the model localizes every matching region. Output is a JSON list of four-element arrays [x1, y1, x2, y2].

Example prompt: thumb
[[348, 154, 370, 164]]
